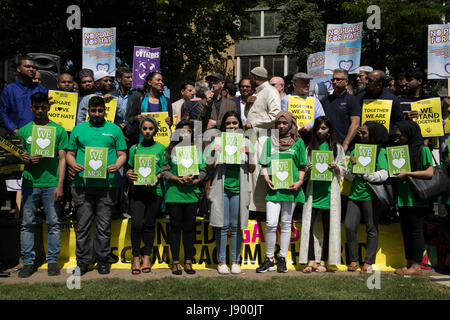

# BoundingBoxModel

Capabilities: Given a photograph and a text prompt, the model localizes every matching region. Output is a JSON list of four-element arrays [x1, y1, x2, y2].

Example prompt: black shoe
[[18, 264, 35, 278], [184, 261, 196, 275], [256, 257, 275, 273], [47, 263, 60, 276], [97, 262, 110, 275], [74, 263, 89, 276], [0, 271, 10, 277], [277, 257, 288, 273]]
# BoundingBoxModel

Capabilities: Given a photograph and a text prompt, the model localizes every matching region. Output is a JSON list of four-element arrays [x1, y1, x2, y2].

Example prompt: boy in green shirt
[[17, 92, 68, 278]]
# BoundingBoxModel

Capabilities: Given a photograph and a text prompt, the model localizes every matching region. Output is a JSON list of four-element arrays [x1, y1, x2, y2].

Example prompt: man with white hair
[[356, 66, 373, 94], [76, 70, 117, 125], [269, 76, 286, 99]]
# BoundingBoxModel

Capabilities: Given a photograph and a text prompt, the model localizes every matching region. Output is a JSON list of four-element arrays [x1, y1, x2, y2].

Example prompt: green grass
[[1, 274, 450, 300]]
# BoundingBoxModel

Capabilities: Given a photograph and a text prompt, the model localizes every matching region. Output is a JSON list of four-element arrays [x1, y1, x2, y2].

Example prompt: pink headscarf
[[271, 111, 300, 151]]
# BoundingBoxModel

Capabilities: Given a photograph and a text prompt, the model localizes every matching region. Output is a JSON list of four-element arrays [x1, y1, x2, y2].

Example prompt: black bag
[[408, 164, 450, 201], [367, 178, 395, 207]]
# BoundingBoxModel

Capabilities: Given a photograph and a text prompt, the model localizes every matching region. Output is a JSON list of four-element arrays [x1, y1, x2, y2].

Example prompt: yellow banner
[[445, 114, 450, 134], [411, 97, 444, 137], [86, 96, 117, 123], [0, 164, 24, 174], [0, 136, 24, 160], [42, 219, 405, 271], [340, 156, 352, 195], [288, 96, 314, 128], [48, 90, 78, 131], [361, 100, 392, 132], [142, 112, 172, 147]]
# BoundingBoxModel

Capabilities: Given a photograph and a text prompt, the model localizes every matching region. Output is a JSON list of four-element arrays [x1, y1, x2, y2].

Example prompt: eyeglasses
[[225, 121, 239, 125], [240, 85, 251, 88], [332, 77, 347, 82], [23, 65, 37, 69]]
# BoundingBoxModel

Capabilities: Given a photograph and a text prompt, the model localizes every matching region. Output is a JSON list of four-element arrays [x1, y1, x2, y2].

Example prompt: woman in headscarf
[[392, 120, 433, 276], [344, 121, 389, 273], [256, 111, 306, 274]]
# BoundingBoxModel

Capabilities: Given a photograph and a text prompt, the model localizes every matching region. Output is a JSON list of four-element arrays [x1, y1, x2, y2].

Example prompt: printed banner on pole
[[132, 46, 161, 89], [288, 96, 315, 128], [82, 27, 116, 77], [427, 24, 450, 79], [410, 97, 444, 137], [324, 22, 363, 75], [48, 90, 78, 131], [142, 112, 171, 147], [361, 99, 392, 133], [307, 52, 333, 95]]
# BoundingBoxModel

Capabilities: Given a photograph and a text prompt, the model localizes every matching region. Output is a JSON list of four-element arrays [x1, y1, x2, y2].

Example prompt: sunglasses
[[225, 121, 239, 125], [332, 77, 347, 82]]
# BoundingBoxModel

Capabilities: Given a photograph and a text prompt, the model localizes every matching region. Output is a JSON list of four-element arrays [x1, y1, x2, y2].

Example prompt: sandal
[[131, 257, 141, 275], [302, 263, 317, 274], [316, 263, 327, 273], [347, 262, 360, 272], [184, 261, 196, 275], [172, 262, 182, 275], [394, 267, 408, 275], [141, 267, 151, 273], [360, 264, 372, 274]]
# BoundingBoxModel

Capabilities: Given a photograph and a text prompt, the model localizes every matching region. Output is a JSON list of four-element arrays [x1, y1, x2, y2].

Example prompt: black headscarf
[[395, 120, 424, 171], [364, 121, 389, 158]]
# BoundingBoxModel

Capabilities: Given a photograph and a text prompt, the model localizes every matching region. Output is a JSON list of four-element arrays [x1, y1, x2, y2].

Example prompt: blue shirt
[[116, 89, 133, 125], [0, 80, 48, 133], [281, 93, 325, 129]]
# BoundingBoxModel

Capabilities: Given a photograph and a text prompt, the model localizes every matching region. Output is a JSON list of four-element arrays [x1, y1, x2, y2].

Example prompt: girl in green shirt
[[392, 121, 433, 276], [126, 116, 166, 275], [160, 120, 206, 275], [344, 121, 389, 273]]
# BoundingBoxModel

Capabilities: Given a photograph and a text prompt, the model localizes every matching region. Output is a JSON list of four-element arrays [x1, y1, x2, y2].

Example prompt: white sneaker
[[231, 263, 241, 274], [217, 264, 230, 274]]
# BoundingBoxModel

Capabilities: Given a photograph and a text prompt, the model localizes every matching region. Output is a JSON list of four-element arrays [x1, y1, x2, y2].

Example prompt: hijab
[[395, 120, 424, 171], [271, 111, 300, 151]]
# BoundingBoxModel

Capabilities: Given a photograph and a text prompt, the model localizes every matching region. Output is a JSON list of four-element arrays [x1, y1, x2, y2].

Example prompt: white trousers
[[265, 201, 296, 258]]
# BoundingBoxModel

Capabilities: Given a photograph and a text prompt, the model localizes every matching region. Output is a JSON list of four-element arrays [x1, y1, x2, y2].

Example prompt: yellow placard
[[340, 156, 352, 195], [411, 97, 444, 137], [48, 90, 78, 131], [86, 96, 117, 123], [287, 96, 314, 128], [361, 99, 392, 133], [142, 112, 171, 147], [445, 114, 450, 134]]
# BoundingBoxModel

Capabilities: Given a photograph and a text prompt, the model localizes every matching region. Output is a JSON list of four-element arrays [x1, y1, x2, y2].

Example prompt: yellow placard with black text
[[86, 96, 117, 123], [411, 98, 444, 137], [361, 100, 392, 133], [142, 112, 171, 147], [287, 96, 314, 128], [48, 90, 78, 131]]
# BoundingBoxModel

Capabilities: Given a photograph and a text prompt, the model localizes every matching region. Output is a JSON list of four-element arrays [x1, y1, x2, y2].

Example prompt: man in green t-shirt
[[17, 92, 68, 278], [66, 96, 127, 276]]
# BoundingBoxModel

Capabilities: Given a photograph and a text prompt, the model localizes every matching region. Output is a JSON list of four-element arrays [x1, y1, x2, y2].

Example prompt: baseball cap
[[205, 73, 224, 81], [292, 72, 313, 81]]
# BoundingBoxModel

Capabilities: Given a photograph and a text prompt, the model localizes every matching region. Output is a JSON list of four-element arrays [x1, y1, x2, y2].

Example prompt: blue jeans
[[20, 187, 61, 265], [216, 191, 242, 263]]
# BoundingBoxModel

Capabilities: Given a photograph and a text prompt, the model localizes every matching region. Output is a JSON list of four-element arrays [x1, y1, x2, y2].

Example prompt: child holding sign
[[392, 121, 434, 276], [257, 111, 306, 273], [344, 121, 389, 273], [160, 120, 206, 275], [125, 116, 166, 275], [300, 116, 346, 273], [207, 111, 255, 274]]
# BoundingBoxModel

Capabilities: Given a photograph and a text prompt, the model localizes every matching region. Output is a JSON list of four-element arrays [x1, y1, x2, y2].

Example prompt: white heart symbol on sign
[[315, 163, 328, 173], [276, 171, 289, 181], [392, 158, 405, 169], [139, 167, 151, 178], [225, 145, 237, 156], [89, 160, 103, 171], [181, 158, 193, 169], [36, 138, 50, 149], [358, 156, 371, 167]]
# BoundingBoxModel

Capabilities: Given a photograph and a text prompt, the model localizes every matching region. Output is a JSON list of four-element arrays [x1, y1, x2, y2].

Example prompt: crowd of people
[[0, 55, 449, 279]]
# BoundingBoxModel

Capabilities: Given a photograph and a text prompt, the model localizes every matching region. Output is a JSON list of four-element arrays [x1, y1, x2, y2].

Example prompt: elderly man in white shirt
[[245, 67, 281, 213]]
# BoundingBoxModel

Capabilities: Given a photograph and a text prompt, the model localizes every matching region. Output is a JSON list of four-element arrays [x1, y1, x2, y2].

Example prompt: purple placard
[[132, 46, 161, 89]]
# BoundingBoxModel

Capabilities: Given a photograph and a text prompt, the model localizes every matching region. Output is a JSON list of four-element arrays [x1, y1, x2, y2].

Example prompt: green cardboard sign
[[176, 145, 199, 177], [30, 125, 56, 158], [386, 145, 411, 177], [271, 159, 294, 189], [83, 146, 108, 179], [220, 132, 243, 164], [353, 144, 377, 174], [134, 154, 156, 185], [311, 150, 333, 181]]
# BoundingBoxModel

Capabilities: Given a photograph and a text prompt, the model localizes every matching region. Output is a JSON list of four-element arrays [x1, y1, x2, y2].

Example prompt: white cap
[[357, 66, 373, 73], [94, 70, 110, 82]]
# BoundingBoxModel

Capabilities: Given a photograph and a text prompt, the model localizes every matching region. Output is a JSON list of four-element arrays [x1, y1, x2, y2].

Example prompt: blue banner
[[82, 27, 116, 77], [307, 51, 333, 95], [428, 24, 450, 79], [324, 22, 362, 75]]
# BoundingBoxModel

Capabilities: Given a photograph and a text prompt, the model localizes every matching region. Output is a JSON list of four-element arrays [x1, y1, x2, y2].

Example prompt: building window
[[240, 56, 261, 78], [264, 55, 284, 78], [241, 11, 261, 37], [263, 11, 280, 36]]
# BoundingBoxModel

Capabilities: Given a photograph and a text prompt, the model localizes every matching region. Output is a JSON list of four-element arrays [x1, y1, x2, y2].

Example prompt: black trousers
[[399, 206, 425, 264], [308, 208, 330, 262], [129, 187, 162, 257], [167, 202, 198, 261]]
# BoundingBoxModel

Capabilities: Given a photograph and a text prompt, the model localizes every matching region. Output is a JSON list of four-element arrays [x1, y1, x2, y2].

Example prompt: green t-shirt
[[259, 137, 307, 203], [312, 142, 332, 209], [348, 148, 389, 202], [68, 121, 127, 188], [128, 141, 166, 197], [397, 146, 433, 207], [17, 121, 68, 188], [160, 145, 206, 203]]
